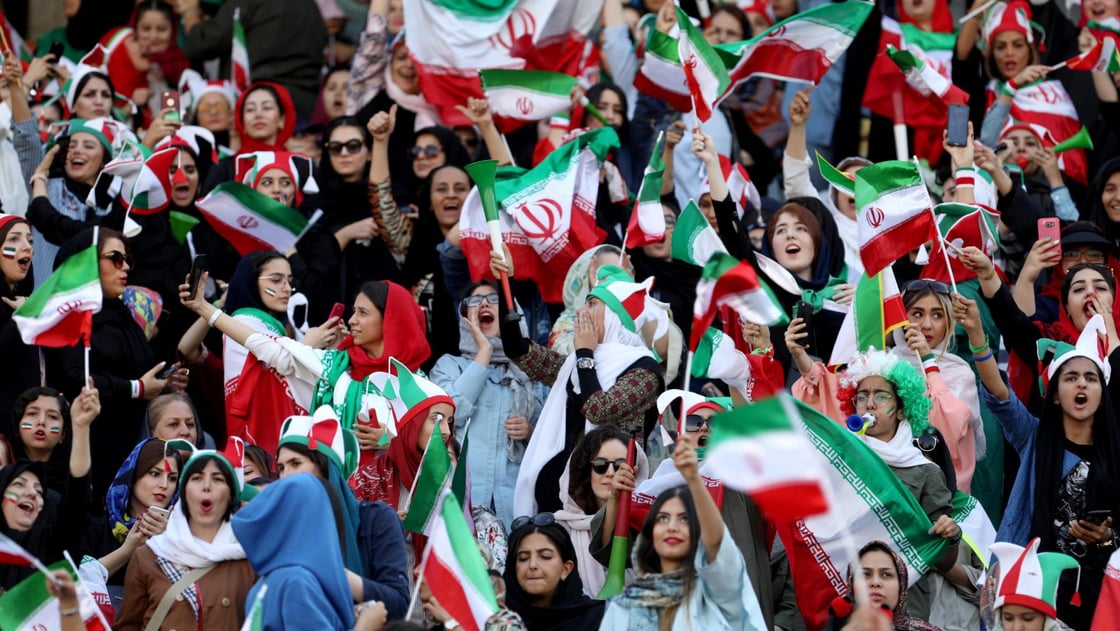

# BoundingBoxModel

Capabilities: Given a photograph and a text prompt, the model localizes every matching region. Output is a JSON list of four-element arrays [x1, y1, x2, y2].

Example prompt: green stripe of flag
[[427, 0, 519, 20], [207, 182, 308, 233], [402, 427, 453, 534], [854, 160, 924, 208], [480, 69, 578, 97], [816, 151, 855, 195], [16, 242, 98, 318], [439, 492, 497, 602]]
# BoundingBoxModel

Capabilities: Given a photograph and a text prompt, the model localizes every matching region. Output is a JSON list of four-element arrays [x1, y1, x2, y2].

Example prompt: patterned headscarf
[[105, 438, 179, 542]]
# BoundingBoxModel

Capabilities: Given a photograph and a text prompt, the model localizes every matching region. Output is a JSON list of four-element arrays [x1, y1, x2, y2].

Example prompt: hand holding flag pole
[[958, 0, 998, 24], [464, 159, 516, 313], [597, 435, 637, 598]]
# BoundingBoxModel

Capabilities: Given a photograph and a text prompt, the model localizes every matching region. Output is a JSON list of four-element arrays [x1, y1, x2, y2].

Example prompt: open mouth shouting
[[478, 311, 495, 326], [200, 498, 214, 514]]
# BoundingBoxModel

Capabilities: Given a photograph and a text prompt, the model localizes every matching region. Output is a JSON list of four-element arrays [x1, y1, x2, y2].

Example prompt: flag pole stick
[[293, 209, 324, 245], [958, 0, 997, 24], [500, 134, 517, 168], [911, 156, 958, 293], [0, 23, 11, 57], [84, 342, 91, 385], [406, 518, 437, 621], [678, 351, 694, 436], [891, 89, 908, 162], [579, 97, 611, 128], [1048, 60, 1067, 71]]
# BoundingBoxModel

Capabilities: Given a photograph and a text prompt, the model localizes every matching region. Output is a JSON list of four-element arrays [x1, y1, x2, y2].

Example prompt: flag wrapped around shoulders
[[197, 182, 310, 255], [13, 233, 103, 347], [421, 491, 499, 631], [828, 268, 909, 367], [774, 400, 949, 631], [853, 160, 935, 276], [459, 127, 616, 303], [480, 69, 578, 133], [705, 394, 831, 522], [691, 252, 786, 350]]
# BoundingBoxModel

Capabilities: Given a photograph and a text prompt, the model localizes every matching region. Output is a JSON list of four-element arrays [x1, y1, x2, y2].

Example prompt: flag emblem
[[238, 215, 260, 229], [865, 207, 885, 228]]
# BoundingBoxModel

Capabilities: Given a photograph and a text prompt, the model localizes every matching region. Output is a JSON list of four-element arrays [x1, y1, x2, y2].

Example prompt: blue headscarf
[[105, 438, 179, 542]]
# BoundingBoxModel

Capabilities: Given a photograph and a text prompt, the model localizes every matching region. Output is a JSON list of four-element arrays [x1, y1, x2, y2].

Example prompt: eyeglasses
[[259, 274, 296, 289], [853, 392, 894, 409], [1063, 249, 1106, 263], [100, 251, 134, 270], [590, 457, 626, 475], [903, 279, 950, 295], [913, 433, 939, 453], [326, 139, 365, 156], [684, 414, 712, 432], [511, 512, 555, 533], [462, 293, 500, 309], [410, 144, 442, 160], [195, 103, 230, 115]]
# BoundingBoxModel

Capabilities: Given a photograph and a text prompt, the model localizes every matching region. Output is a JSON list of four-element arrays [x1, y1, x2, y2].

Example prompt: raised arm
[[953, 293, 1008, 401], [454, 97, 512, 166], [676, 433, 723, 562]]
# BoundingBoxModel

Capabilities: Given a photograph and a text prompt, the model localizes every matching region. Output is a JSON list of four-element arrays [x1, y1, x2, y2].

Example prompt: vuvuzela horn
[[1053, 127, 1094, 154], [464, 159, 516, 311]]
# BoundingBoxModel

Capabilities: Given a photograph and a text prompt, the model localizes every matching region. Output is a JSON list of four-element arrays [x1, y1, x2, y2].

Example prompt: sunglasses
[[913, 433, 939, 453], [590, 457, 626, 475], [326, 139, 365, 156], [511, 512, 555, 533], [684, 414, 711, 432], [1063, 249, 1106, 263], [100, 251, 134, 270], [410, 144, 442, 160], [462, 293, 500, 309], [903, 279, 950, 295]]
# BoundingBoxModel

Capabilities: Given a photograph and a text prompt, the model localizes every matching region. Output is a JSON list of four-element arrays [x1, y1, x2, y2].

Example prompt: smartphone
[[1084, 509, 1112, 526], [47, 136, 69, 179], [329, 302, 345, 322], [147, 505, 170, 517], [946, 104, 970, 147], [156, 362, 180, 380], [188, 254, 208, 299], [47, 41, 64, 64], [795, 300, 813, 327], [1037, 218, 1061, 258], [160, 90, 181, 122]]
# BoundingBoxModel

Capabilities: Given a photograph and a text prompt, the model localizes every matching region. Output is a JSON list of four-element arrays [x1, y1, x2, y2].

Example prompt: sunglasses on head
[[410, 144, 442, 160], [903, 279, 950, 295], [100, 251, 134, 270], [326, 139, 365, 156], [913, 433, 939, 453], [461, 293, 500, 308], [685, 414, 711, 432], [511, 512, 555, 533], [590, 457, 626, 475]]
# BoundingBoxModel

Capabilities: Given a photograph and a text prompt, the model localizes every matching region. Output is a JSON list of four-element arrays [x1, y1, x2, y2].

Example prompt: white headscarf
[[146, 506, 246, 568]]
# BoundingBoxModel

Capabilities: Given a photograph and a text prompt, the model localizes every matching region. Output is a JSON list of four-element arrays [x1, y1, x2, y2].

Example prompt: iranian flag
[[721, 2, 873, 89], [920, 203, 1001, 285], [197, 182, 310, 255], [404, 0, 600, 126], [816, 151, 856, 195], [0, 533, 51, 574], [1064, 35, 1120, 72], [671, 200, 727, 267], [776, 401, 949, 631], [634, 29, 692, 113], [853, 160, 935, 276], [1093, 549, 1120, 630], [691, 252, 786, 351], [89, 146, 176, 215], [240, 585, 267, 631], [402, 425, 453, 535], [862, 18, 964, 133], [459, 127, 614, 303], [231, 8, 250, 91], [677, 6, 730, 122], [0, 10, 32, 63], [421, 492, 499, 631], [706, 394, 830, 522], [0, 557, 109, 631], [624, 131, 667, 249], [991, 80, 1087, 184], [828, 268, 909, 367], [13, 231, 102, 347], [691, 327, 751, 382], [480, 69, 577, 133]]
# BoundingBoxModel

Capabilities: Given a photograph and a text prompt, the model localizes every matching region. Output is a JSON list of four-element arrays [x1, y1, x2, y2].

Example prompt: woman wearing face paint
[[0, 381, 99, 591], [8, 387, 74, 495]]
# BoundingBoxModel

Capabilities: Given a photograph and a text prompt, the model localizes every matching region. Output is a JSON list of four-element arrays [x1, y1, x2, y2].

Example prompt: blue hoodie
[[231, 474, 355, 631]]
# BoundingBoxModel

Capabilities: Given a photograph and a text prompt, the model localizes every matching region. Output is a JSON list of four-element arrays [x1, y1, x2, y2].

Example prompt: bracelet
[[1000, 79, 1020, 98], [131, 380, 141, 399], [973, 350, 994, 363], [954, 167, 976, 188], [207, 309, 223, 327], [29, 173, 48, 185], [59, 606, 80, 617], [921, 353, 939, 374], [968, 338, 989, 355], [948, 529, 963, 545]]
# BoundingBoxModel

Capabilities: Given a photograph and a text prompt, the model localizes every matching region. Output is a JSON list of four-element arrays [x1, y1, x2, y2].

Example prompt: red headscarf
[[101, 2, 189, 101], [339, 280, 430, 381], [235, 82, 298, 154], [898, 0, 955, 34]]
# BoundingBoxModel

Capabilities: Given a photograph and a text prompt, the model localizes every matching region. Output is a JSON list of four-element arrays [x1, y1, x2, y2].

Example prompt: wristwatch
[[576, 357, 596, 370]]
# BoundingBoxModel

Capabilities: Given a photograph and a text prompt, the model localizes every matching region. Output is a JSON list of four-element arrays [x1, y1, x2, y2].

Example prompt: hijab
[[234, 83, 297, 154], [105, 438, 177, 543], [503, 523, 606, 631], [0, 461, 57, 589], [845, 541, 940, 631], [224, 251, 289, 330], [338, 281, 430, 380]]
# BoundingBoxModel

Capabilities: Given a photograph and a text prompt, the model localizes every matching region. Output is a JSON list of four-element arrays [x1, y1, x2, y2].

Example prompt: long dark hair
[[10, 387, 72, 461], [1088, 158, 1120, 247], [583, 83, 630, 141], [356, 280, 389, 316], [179, 455, 238, 523], [1031, 359, 1120, 551], [1061, 264, 1116, 315], [568, 425, 629, 515], [318, 116, 373, 184], [635, 485, 700, 593]]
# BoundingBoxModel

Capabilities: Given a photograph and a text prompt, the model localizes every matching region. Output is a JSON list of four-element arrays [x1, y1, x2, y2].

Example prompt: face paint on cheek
[[263, 287, 278, 297], [19, 422, 32, 430], [48, 425, 61, 435], [3, 491, 18, 503], [2, 246, 17, 259]]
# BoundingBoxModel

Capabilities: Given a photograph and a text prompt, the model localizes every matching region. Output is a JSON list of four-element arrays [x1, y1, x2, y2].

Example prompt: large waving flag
[[402, 426, 453, 535], [0, 560, 109, 631], [197, 182, 311, 255], [1000, 81, 1087, 184], [404, 0, 600, 126], [625, 132, 667, 249], [671, 200, 727, 267], [634, 28, 692, 113], [691, 252, 786, 351], [853, 160, 935, 276], [231, 8, 251, 91], [13, 231, 102, 347], [1093, 548, 1120, 630], [89, 145, 177, 215], [828, 268, 909, 366], [422, 492, 499, 631], [706, 394, 830, 521], [480, 69, 578, 133], [459, 127, 615, 303], [0, 10, 32, 63], [776, 401, 949, 630], [677, 6, 730, 122]]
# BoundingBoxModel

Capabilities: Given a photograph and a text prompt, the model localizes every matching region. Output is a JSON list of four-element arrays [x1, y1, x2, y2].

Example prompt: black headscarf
[[224, 251, 290, 326], [0, 461, 61, 590], [503, 522, 605, 631]]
